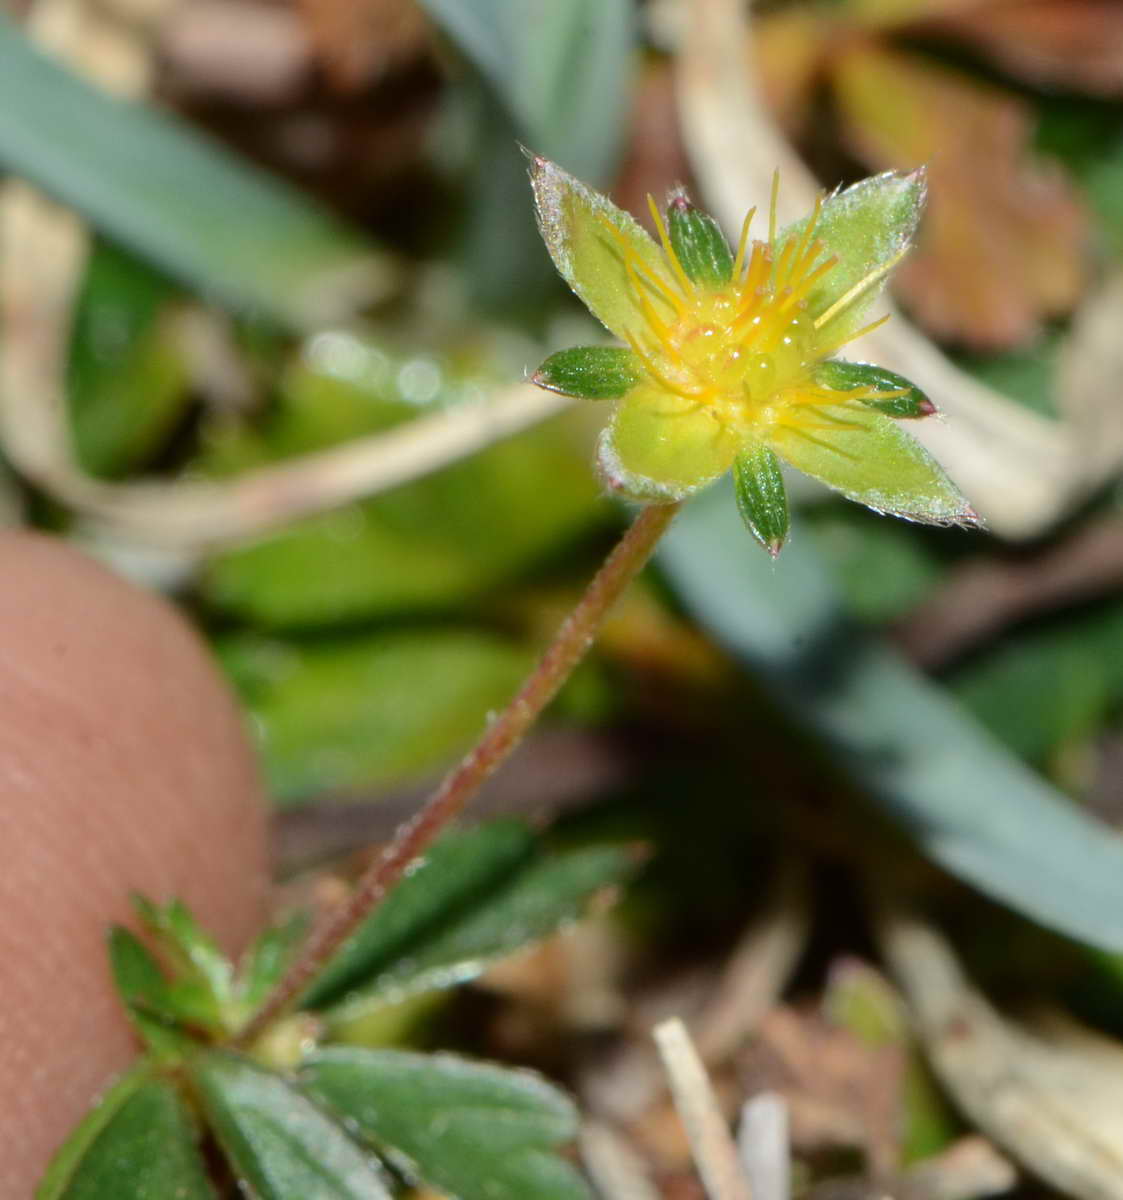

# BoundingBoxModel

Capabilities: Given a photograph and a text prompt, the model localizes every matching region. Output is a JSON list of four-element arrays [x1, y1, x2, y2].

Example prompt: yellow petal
[[598, 385, 740, 501]]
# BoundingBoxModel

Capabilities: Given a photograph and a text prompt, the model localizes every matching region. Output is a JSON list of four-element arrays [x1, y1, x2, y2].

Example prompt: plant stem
[[238, 500, 683, 1043]]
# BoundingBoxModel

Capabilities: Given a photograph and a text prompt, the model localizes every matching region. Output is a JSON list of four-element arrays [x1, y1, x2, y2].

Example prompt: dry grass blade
[[738, 1093, 790, 1200], [674, 0, 1122, 540], [654, 1017, 753, 1200], [695, 876, 810, 1064], [881, 912, 1123, 1200], [580, 1119, 662, 1200]]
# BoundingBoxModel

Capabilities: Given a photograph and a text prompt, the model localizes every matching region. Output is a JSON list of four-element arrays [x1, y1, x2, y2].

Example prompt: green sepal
[[667, 193, 734, 287], [190, 1050, 393, 1199], [776, 168, 926, 342], [36, 1063, 216, 1199], [301, 1047, 593, 1200], [108, 927, 196, 1057], [733, 444, 789, 557], [770, 402, 978, 527], [815, 360, 936, 419], [529, 154, 677, 341], [237, 911, 310, 1016], [132, 896, 233, 1012], [533, 346, 641, 400]]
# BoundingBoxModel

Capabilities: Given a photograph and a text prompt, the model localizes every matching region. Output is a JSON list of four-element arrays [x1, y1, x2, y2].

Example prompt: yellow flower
[[529, 156, 977, 555]]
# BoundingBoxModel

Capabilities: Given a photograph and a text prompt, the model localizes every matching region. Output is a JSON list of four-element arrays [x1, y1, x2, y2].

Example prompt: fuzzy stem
[[238, 500, 683, 1043]]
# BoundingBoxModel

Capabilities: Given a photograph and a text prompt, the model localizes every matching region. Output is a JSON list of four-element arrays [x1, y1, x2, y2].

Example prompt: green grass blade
[[0, 16, 391, 328], [661, 484, 1123, 951]]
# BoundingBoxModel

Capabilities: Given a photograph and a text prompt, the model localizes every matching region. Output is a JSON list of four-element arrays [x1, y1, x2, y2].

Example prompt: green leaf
[[814, 360, 935, 419], [107, 928, 195, 1057], [660, 485, 1123, 952], [239, 912, 311, 1015], [776, 169, 926, 343], [302, 820, 535, 1011], [219, 631, 531, 804], [667, 194, 734, 287], [202, 348, 603, 628], [733, 444, 789, 556], [320, 842, 636, 1027], [598, 384, 740, 501], [770, 402, 977, 526], [133, 896, 233, 1008], [67, 240, 190, 477], [419, 0, 632, 181], [37, 1065, 216, 1199], [109, 927, 171, 1016], [530, 155, 677, 342], [534, 346, 641, 399], [191, 1051, 392, 1200], [302, 1048, 592, 1200], [0, 16, 389, 329]]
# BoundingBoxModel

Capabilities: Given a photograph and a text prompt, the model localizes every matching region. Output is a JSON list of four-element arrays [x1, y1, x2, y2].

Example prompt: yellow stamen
[[813, 249, 906, 331], [623, 330, 702, 399], [598, 215, 686, 315], [777, 254, 838, 314], [815, 311, 892, 359], [732, 207, 756, 280], [768, 169, 780, 245], [647, 195, 694, 296]]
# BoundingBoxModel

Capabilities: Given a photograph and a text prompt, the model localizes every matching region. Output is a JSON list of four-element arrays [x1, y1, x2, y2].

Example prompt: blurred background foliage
[[5, 0, 1123, 1195]]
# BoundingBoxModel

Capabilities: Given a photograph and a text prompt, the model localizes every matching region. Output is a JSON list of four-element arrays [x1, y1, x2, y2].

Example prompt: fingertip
[[0, 531, 269, 1192]]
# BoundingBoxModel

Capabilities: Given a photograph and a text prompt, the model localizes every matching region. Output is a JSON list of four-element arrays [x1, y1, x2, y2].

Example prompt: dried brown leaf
[[832, 42, 1088, 349], [740, 1005, 904, 1171], [931, 0, 1123, 97]]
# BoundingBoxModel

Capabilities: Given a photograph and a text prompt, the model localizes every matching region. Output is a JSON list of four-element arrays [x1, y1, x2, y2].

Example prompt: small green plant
[[41, 822, 633, 1198], [42, 159, 974, 1197]]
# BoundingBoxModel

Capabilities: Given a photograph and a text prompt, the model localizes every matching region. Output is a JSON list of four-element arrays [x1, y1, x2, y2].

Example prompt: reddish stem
[[238, 500, 682, 1043]]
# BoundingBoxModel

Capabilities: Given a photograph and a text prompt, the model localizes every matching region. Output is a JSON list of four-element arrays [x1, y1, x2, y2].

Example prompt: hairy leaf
[[191, 1051, 391, 1199], [302, 1048, 592, 1200], [319, 841, 635, 1026], [302, 820, 536, 1010], [37, 1066, 215, 1199]]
